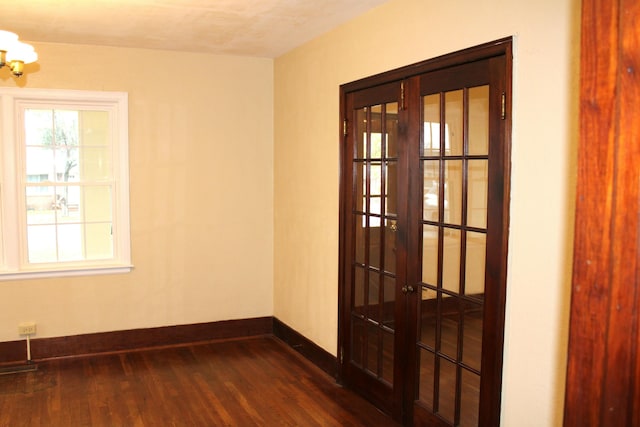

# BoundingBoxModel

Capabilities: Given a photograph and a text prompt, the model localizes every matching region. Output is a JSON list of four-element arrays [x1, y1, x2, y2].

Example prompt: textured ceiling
[[0, 0, 389, 58]]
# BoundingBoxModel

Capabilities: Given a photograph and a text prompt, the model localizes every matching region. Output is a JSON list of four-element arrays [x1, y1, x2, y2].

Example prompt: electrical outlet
[[18, 322, 36, 335]]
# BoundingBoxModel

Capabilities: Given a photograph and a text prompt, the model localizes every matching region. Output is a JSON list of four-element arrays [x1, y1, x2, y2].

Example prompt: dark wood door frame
[[564, 0, 640, 425]]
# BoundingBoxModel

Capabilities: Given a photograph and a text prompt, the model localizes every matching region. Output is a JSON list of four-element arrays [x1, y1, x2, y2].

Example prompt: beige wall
[[0, 43, 274, 340], [273, 0, 580, 425]]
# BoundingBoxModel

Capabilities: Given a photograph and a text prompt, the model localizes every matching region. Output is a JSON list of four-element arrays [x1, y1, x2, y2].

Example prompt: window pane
[[57, 224, 83, 262], [53, 110, 79, 147], [381, 330, 394, 384], [53, 145, 79, 183], [351, 318, 365, 366], [462, 303, 483, 372], [468, 160, 488, 229], [25, 146, 53, 181], [24, 109, 53, 145], [382, 276, 396, 327], [85, 223, 113, 260], [418, 349, 435, 409], [443, 228, 461, 293], [55, 186, 81, 223], [420, 289, 436, 348], [422, 224, 438, 286], [79, 110, 110, 147], [353, 267, 366, 321], [468, 86, 489, 156], [355, 108, 366, 159], [355, 162, 364, 212], [355, 214, 365, 264], [26, 186, 55, 224], [383, 219, 396, 273], [370, 105, 382, 159], [370, 134, 383, 159], [366, 324, 379, 374], [385, 161, 397, 216], [370, 162, 382, 197], [79, 146, 111, 180], [465, 232, 486, 296], [369, 207, 381, 225], [369, 226, 381, 269], [83, 186, 112, 222], [440, 305, 459, 359], [460, 369, 481, 426], [27, 225, 57, 263], [438, 357, 457, 423], [423, 160, 439, 221], [369, 272, 380, 322], [445, 90, 463, 156], [386, 102, 398, 158], [444, 160, 462, 225], [423, 94, 440, 157]]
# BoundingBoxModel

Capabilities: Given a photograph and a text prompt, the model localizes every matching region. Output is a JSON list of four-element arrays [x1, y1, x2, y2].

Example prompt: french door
[[338, 39, 511, 426]]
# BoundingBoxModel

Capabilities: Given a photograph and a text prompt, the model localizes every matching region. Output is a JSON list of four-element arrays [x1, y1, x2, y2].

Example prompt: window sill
[[0, 264, 134, 281]]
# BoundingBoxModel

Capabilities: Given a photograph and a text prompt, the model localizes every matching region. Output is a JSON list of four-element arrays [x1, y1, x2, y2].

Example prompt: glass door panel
[[444, 160, 463, 225], [423, 160, 439, 221], [468, 160, 488, 229], [415, 84, 490, 426], [347, 96, 400, 410], [442, 228, 462, 293], [423, 94, 441, 156], [422, 224, 439, 285], [465, 232, 486, 297], [460, 370, 481, 426], [468, 86, 490, 156], [462, 303, 483, 372], [445, 90, 464, 156]]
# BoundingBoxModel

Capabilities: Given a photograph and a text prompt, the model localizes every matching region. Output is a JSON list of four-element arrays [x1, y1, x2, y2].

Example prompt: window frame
[[0, 87, 132, 280]]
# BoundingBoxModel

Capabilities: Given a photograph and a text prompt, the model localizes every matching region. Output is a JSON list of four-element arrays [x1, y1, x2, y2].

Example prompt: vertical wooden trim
[[478, 52, 511, 427], [564, 0, 640, 425], [400, 74, 422, 425], [337, 85, 348, 384]]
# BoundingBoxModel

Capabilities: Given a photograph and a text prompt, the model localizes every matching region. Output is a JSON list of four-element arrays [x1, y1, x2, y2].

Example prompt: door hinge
[[400, 81, 405, 110], [343, 119, 348, 136], [340, 347, 344, 364], [501, 92, 506, 120]]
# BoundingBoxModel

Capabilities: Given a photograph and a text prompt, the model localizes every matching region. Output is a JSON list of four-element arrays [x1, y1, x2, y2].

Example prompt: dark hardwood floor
[[0, 336, 398, 427]]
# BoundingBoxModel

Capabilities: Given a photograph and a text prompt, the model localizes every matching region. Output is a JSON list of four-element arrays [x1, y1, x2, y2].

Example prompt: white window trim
[[0, 87, 132, 280]]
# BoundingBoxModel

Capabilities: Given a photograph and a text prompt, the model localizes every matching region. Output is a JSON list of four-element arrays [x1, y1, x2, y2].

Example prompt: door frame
[[338, 37, 513, 425], [564, 0, 640, 424]]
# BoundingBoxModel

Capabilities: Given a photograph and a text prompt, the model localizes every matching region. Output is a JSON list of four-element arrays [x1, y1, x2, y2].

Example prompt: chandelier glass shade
[[0, 30, 38, 77]]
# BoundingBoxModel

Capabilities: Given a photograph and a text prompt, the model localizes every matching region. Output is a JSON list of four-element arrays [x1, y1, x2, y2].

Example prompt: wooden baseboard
[[0, 316, 273, 364], [273, 317, 338, 379], [0, 340, 25, 365], [0, 316, 337, 381]]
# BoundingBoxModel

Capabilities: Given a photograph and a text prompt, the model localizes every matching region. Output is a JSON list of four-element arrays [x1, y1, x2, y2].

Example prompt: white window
[[0, 88, 131, 280]]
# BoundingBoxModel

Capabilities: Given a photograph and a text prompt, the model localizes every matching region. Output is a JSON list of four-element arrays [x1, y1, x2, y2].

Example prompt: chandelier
[[0, 30, 38, 77]]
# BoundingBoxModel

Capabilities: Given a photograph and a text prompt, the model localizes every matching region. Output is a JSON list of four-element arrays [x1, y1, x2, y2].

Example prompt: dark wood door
[[339, 40, 512, 426], [406, 56, 510, 427], [340, 80, 407, 418]]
